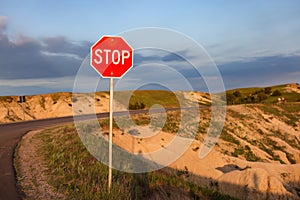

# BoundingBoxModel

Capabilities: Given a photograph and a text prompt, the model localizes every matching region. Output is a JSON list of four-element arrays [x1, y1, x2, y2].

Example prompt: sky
[[0, 1, 300, 95]]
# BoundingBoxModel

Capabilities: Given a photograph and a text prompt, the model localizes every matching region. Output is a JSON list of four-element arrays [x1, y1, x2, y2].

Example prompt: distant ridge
[[0, 83, 299, 123]]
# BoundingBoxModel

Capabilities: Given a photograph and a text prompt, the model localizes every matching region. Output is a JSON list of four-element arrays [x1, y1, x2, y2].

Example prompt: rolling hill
[[10, 83, 300, 199]]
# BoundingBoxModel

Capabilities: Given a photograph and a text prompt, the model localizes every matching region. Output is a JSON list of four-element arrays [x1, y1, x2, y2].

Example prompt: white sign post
[[108, 78, 113, 190], [90, 36, 134, 192]]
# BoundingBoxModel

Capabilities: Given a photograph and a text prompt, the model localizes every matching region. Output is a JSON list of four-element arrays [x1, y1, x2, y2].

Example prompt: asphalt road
[[0, 114, 92, 200], [0, 107, 185, 200]]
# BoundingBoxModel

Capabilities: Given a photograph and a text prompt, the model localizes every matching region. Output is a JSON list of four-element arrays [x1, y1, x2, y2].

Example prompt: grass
[[35, 124, 236, 200], [269, 129, 300, 150], [14, 140, 23, 189], [259, 105, 281, 116], [259, 104, 300, 127], [51, 93, 60, 104], [231, 145, 260, 162], [223, 83, 300, 104], [220, 129, 240, 146], [39, 96, 46, 109], [232, 147, 244, 157], [114, 90, 183, 109], [108, 109, 201, 138], [244, 149, 260, 162], [286, 152, 296, 164], [0, 96, 14, 103]]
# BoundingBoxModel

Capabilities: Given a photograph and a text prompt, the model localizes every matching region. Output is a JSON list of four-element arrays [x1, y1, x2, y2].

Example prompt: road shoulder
[[14, 130, 65, 200]]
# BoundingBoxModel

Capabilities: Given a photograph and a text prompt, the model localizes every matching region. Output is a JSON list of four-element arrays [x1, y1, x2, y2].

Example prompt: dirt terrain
[[111, 104, 300, 199], [0, 92, 110, 123], [14, 130, 65, 200], [9, 83, 300, 199], [15, 102, 300, 199], [0, 91, 211, 123]]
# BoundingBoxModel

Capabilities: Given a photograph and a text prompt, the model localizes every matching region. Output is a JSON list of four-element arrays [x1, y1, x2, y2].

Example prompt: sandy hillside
[[18, 117, 300, 200], [14, 103, 300, 199], [0, 91, 211, 124], [7, 83, 300, 199], [104, 101, 300, 199], [0, 92, 110, 123]]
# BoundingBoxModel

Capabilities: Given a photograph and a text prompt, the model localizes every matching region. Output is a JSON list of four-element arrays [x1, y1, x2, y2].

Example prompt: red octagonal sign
[[90, 36, 134, 78]]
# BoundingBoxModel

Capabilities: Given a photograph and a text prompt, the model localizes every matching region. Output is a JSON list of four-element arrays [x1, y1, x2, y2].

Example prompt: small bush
[[40, 97, 46, 109], [245, 150, 260, 162], [233, 91, 241, 97], [51, 93, 60, 103], [272, 90, 282, 96], [286, 152, 296, 164], [0, 96, 13, 103], [264, 87, 272, 94], [257, 93, 268, 102], [71, 97, 78, 103], [220, 130, 240, 145], [128, 101, 146, 110], [232, 147, 244, 157]]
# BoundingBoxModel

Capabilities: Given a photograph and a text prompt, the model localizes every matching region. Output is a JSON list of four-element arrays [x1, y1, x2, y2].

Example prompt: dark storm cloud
[[133, 52, 162, 64], [134, 49, 197, 65], [144, 49, 300, 90], [218, 55, 300, 89], [0, 21, 91, 80], [219, 56, 299, 77], [161, 52, 183, 62], [42, 36, 91, 59], [1, 14, 299, 95]]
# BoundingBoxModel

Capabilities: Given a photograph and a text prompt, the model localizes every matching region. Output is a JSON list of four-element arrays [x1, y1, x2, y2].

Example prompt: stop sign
[[90, 36, 133, 78]]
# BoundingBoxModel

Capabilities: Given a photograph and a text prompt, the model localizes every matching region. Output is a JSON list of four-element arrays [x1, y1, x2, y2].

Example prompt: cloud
[[42, 36, 91, 59], [0, 16, 7, 32], [133, 49, 300, 92], [0, 17, 90, 80], [0, 76, 76, 96], [218, 55, 300, 89], [0, 16, 299, 96]]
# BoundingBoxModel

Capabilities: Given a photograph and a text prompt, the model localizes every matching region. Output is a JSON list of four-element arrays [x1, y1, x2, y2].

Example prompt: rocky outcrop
[[218, 167, 299, 200]]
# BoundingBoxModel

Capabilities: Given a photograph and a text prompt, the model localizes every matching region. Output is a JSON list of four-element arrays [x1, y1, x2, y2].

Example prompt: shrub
[[286, 152, 296, 164], [264, 87, 272, 94], [257, 93, 268, 102], [245, 150, 260, 162], [71, 97, 78, 103], [226, 93, 236, 105], [40, 97, 46, 109], [51, 93, 60, 104], [220, 130, 240, 145], [128, 101, 146, 110], [272, 90, 281, 96], [0, 96, 13, 103], [232, 147, 244, 157], [233, 90, 241, 97]]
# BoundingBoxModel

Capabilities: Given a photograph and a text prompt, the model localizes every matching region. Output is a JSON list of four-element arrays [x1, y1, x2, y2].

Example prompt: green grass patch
[[232, 147, 244, 157], [259, 104, 300, 127], [220, 129, 240, 145], [35, 124, 235, 199], [259, 105, 281, 116], [39, 96, 46, 109], [114, 90, 183, 109], [222, 83, 300, 105], [286, 152, 296, 164], [245, 149, 260, 162]]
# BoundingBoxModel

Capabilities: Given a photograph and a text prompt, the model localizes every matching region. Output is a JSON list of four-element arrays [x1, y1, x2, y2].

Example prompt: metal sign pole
[[108, 78, 114, 191], [90, 35, 133, 192]]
